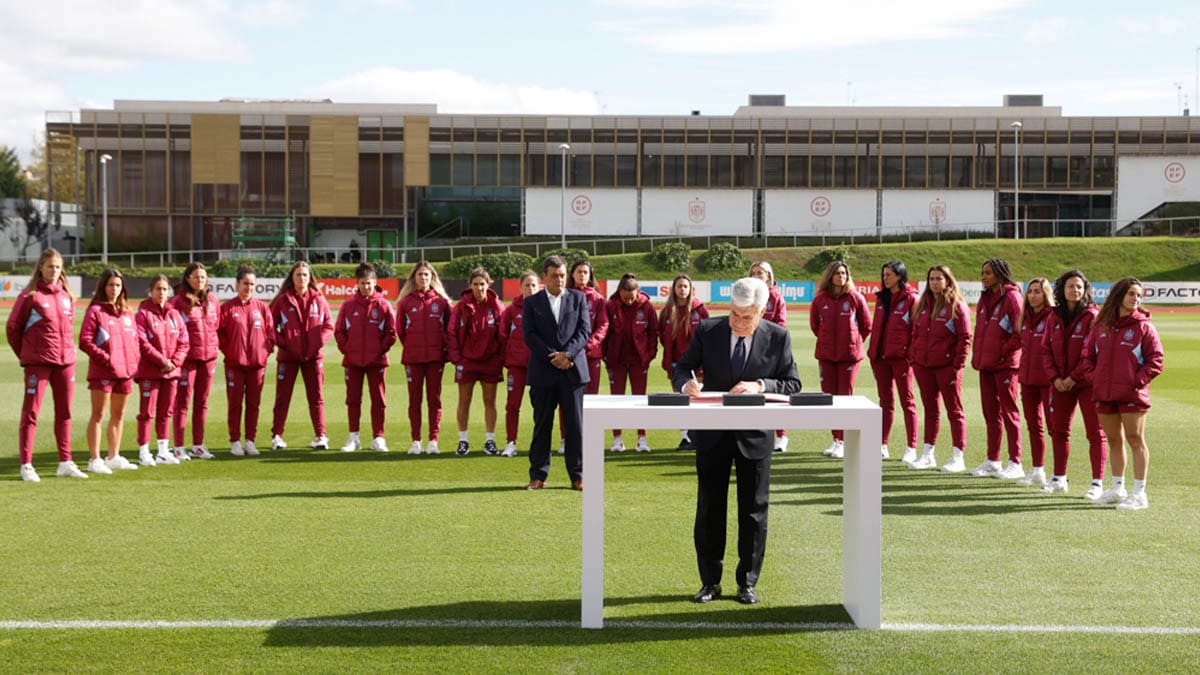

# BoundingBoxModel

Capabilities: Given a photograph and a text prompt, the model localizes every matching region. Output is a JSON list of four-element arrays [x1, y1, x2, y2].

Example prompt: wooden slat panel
[[309, 116, 360, 217], [404, 116, 430, 186], [191, 114, 240, 184]]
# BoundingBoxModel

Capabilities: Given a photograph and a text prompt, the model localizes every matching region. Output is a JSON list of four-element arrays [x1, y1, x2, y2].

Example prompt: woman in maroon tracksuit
[[750, 261, 789, 450], [499, 271, 538, 458], [809, 260, 872, 458], [135, 275, 190, 466], [396, 261, 451, 455], [334, 263, 397, 453], [558, 259, 609, 453], [908, 265, 971, 472], [1014, 277, 1055, 489], [79, 268, 140, 474], [448, 267, 505, 456], [269, 261, 333, 452], [869, 260, 919, 462], [1041, 269, 1108, 500], [970, 258, 1024, 479], [1081, 277, 1164, 511], [604, 273, 659, 452], [218, 266, 274, 457], [172, 262, 219, 460], [659, 273, 708, 450], [8, 248, 86, 482]]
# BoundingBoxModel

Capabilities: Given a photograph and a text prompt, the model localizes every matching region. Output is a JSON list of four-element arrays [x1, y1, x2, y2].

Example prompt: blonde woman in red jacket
[[448, 267, 506, 456], [218, 266, 275, 457], [499, 270, 539, 458], [908, 265, 971, 472], [659, 273, 708, 450], [7, 248, 87, 481], [171, 262, 220, 459], [809, 260, 872, 458], [79, 269, 140, 474], [269, 261, 334, 452], [334, 263, 397, 453], [969, 258, 1025, 479], [1081, 278, 1164, 510], [1014, 277, 1056, 489], [869, 260, 919, 462], [135, 275, 190, 466], [396, 261, 451, 455], [604, 273, 659, 452]]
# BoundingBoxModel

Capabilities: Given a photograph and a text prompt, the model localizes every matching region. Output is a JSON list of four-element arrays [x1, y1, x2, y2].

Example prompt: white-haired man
[[671, 276, 802, 605]]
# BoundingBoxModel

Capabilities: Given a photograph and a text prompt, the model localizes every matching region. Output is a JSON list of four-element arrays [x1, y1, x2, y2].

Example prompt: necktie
[[731, 336, 746, 380]]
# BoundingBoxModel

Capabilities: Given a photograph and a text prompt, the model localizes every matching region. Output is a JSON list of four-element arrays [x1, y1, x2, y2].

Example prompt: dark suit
[[671, 317, 801, 589], [523, 288, 591, 482]]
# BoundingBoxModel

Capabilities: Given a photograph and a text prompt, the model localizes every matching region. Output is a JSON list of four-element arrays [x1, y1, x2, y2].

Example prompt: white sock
[[681, 430, 690, 441], [1113, 476, 1126, 490], [459, 431, 469, 442], [485, 432, 495, 442], [1133, 479, 1146, 494]]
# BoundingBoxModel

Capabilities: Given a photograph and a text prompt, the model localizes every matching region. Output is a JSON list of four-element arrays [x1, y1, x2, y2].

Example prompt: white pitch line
[[1, 619, 1198, 634]]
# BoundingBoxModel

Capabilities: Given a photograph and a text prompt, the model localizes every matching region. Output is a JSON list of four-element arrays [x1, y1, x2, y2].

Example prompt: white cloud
[[306, 68, 601, 114], [1022, 16, 1070, 44], [598, 0, 1026, 54], [1117, 16, 1183, 37], [239, 0, 308, 27], [0, 60, 77, 163]]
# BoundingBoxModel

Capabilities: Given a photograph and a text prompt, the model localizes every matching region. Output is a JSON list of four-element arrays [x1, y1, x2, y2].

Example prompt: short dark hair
[[542, 255, 567, 273], [235, 265, 255, 281], [355, 262, 376, 279]]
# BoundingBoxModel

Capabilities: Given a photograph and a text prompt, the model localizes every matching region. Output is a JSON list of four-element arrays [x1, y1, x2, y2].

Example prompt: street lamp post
[[100, 154, 112, 262], [559, 143, 570, 250], [1010, 122, 1022, 240]]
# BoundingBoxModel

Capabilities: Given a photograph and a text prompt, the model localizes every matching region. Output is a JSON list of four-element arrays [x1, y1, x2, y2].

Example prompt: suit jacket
[[523, 288, 591, 387], [671, 317, 802, 460]]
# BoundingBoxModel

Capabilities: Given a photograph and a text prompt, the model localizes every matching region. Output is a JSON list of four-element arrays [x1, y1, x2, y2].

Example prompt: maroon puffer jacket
[[135, 299, 189, 380], [809, 289, 872, 362], [396, 289, 450, 365], [604, 290, 659, 367], [1018, 306, 1053, 387], [869, 285, 919, 361], [577, 285, 609, 360], [499, 294, 532, 369], [80, 302, 139, 381], [335, 287, 396, 368], [448, 288, 505, 366], [1081, 310, 1164, 407], [271, 287, 333, 364], [909, 298, 971, 370], [6, 280, 77, 367], [659, 297, 708, 372], [971, 283, 1023, 372], [763, 284, 787, 328], [1041, 305, 1098, 386], [172, 291, 220, 362], [218, 296, 275, 368]]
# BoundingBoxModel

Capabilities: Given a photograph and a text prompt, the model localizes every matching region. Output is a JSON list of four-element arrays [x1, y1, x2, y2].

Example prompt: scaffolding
[[232, 210, 298, 262]]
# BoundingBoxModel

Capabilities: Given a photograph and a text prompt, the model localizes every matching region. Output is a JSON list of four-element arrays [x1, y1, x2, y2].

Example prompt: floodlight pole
[[559, 143, 570, 250], [1011, 122, 1022, 240], [100, 154, 112, 262]]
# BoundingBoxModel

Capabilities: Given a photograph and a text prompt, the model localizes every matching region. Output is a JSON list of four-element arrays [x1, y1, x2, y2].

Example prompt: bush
[[806, 245, 853, 273], [209, 257, 267, 277], [69, 261, 122, 277], [696, 242, 746, 273], [647, 242, 691, 273], [370, 259, 395, 279], [540, 248, 589, 265], [443, 252, 537, 279]]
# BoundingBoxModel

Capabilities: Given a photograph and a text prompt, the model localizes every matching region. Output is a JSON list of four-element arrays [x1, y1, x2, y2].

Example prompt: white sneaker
[[173, 447, 191, 462], [1039, 478, 1069, 494], [230, 440, 244, 457], [87, 458, 113, 475], [558, 439, 566, 455], [1084, 483, 1105, 503], [341, 433, 361, 453], [56, 461, 88, 479], [371, 436, 389, 452], [775, 435, 789, 452], [940, 449, 966, 473], [190, 445, 215, 460], [425, 440, 440, 455], [106, 455, 138, 471], [910, 448, 938, 470], [636, 436, 651, 453], [1098, 487, 1128, 505], [829, 440, 845, 459], [408, 441, 423, 455], [156, 440, 179, 465], [272, 435, 287, 451], [1116, 491, 1148, 511], [243, 440, 259, 457], [138, 445, 157, 467], [969, 460, 1002, 477], [900, 447, 918, 465], [19, 463, 40, 482], [311, 436, 330, 450], [1016, 467, 1047, 487], [996, 461, 1025, 480], [822, 440, 842, 456], [611, 438, 626, 453], [880, 445, 890, 459], [501, 442, 518, 457]]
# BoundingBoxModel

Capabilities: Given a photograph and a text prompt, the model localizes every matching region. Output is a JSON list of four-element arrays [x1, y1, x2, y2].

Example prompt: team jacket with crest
[[218, 296, 275, 368], [448, 287, 505, 365], [396, 289, 449, 365], [172, 290, 220, 362], [6, 280, 77, 367], [577, 285, 609, 360], [80, 302, 139, 381], [909, 298, 972, 370], [499, 294, 532, 369], [270, 288, 333, 364], [869, 286, 919, 361], [1018, 306, 1053, 387], [1040, 305, 1098, 386], [809, 289, 872, 362], [763, 284, 788, 328], [971, 282, 1023, 371], [660, 297, 708, 369], [604, 290, 659, 366], [334, 287, 397, 368], [135, 298, 190, 380], [1081, 310, 1164, 406]]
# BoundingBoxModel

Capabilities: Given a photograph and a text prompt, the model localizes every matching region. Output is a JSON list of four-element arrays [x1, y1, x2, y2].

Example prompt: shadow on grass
[[261, 598, 855, 648], [213, 482, 534, 500]]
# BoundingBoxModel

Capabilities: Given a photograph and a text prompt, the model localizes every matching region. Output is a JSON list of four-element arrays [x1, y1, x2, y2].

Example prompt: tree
[[24, 132, 84, 204], [0, 197, 49, 261], [0, 145, 27, 198]]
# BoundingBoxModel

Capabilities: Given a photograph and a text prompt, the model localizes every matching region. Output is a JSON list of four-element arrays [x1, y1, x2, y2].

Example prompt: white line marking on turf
[[1, 619, 1198, 634]]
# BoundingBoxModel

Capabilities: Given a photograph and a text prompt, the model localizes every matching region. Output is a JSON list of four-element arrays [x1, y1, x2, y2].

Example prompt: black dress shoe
[[691, 585, 721, 603], [677, 439, 695, 451], [737, 586, 759, 605]]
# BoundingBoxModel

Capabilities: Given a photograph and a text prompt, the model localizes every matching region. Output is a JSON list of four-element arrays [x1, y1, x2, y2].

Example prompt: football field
[[1, 306, 1198, 672]]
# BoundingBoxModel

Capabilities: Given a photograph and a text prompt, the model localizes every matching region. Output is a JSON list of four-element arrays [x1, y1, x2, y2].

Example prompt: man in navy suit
[[523, 256, 591, 491], [671, 277, 802, 605]]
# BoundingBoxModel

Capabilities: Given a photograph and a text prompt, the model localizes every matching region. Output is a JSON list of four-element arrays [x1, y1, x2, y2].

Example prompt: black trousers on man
[[694, 430, 772, 589], [528, 378, 584, 483]]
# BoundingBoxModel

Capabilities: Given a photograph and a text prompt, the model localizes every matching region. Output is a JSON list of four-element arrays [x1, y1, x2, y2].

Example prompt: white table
[[580, 394, 882, 629]]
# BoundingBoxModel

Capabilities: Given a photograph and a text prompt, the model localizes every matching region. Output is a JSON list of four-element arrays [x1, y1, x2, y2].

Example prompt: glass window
[[571, 154, 592, 186], [145, 151, 167, 209], [616, 155, 637, 186], [499, 155, 521, 186], [950, 157, 972, 187], [527, 154, 546, 186], [171, 151, 190, 210], [710, 155, 732, 187], [928, 156, 948, 188], [1070, 156, 1090, 188], [904, 157, 926, 188], [833, 156, 855, 188], [120, 152, 143, 208], [594, 155, 615, 187], [382, 154, 404, 214], [786, 156, 807, 187], [641, 154, 661, 187], [476, 155, 499, 186], [810, 156, 832, 188], [263, 153, 286, 212], [882, 157, 903, 188], [662, 156, 684, 187], [430, 155, 451, 186], [452, 154, 474, 186], [359, 154, 380, 214], [1047, 156, 1068, 187], [733, 155, 755, 187], [686, 155, 707, 187]]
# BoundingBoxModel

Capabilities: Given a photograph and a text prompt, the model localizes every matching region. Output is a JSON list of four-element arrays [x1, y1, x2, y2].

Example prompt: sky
[[2, 0, 1199, 163]]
